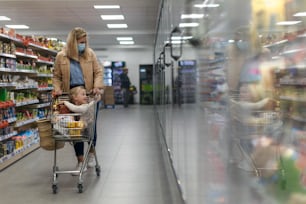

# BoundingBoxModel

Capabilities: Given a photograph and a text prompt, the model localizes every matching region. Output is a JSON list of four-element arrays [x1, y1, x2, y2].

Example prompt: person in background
[[120, 67, 131, 108], [52, 27, 104, 175]]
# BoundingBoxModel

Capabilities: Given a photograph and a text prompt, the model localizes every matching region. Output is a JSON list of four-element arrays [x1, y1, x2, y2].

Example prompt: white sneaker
[[71, 162, 87, 176], [87, 153, 95, 168]]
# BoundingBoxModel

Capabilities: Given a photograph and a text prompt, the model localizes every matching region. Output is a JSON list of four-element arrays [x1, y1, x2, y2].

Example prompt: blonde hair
[[69, 86, 86, 103], [66, 27, 90, 60]]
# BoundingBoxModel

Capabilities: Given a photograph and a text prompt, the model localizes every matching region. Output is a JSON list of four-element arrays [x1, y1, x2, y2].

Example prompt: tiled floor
[[0, 105, 183, 204]]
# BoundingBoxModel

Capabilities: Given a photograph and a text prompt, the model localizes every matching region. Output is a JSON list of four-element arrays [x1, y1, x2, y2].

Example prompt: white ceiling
[[0, 0, 161, 50]]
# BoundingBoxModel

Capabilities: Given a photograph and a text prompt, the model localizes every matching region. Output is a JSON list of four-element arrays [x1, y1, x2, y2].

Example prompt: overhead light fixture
[[276, 21, 302, 25], [294, 12, 306, 17], [94, 5, 120, 9], [101, 15, 124, 20], [5, 25, 29, 29], [119, 41, 134, 45], [171, 36, 193, 40], [181, 14, 204, 19], [194, 3, 220, 8], [179, 23, 199, 28], [116, 37, 133, 41], [168, 40, 184, 44], [0, 16, 10, 21], [107, 24, 128, 28]]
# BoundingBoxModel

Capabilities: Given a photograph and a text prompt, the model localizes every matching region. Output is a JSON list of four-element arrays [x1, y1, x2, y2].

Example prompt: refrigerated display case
[[112, 61, 126, 104], [176, 60, 197, 104], [139, 64, 153, 105], [103, 61, 112, 86], [153, 0, 306, 204]]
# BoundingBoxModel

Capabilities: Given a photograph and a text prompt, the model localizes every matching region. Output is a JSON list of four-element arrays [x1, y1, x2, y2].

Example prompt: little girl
[[64, 86, 95, 113], [64, 86, 97, 175]]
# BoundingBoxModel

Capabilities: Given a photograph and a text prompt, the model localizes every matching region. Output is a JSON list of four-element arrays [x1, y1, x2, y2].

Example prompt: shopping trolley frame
[[228, 95, 283, 178], [51, 97, 101, 194]]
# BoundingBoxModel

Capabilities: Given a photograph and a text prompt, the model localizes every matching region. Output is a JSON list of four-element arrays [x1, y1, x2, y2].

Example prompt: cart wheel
[[96, 165, 101, 176], [78, 183, 83, 193], [52, 184, 58, 194]]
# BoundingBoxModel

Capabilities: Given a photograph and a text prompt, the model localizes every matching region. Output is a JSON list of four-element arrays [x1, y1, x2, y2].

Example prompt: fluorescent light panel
[[5, 25, 29, 29], [164, 40, 186, 44], [277, 21, 302, 25], [181, 14, 204, 19], [171, 36, 193, 40], [194, 3, 220, 8], [119, 41, 134, 45], [101, 15, 124, 20], [117, 37, 133, 41], [107, 24, 128, 28], [179, 22, 199, 27], [0, 16, 10, 21], [294, 12, 306, 17], [94, 5, 120, 9]]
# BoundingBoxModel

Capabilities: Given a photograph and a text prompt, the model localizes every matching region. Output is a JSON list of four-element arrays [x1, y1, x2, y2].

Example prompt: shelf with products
[[0, 134, 40, 170], [112, 61, 126, 104], [198, 52, 227, 111], [103, 61, 112, 86], [176, 60, 197, 104], [0, 30, 58, 170], [236, 32, 306, 202]]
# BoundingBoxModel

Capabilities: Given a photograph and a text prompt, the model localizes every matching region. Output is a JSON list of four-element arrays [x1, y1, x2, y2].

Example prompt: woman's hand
[[92, 88, 104, 95], [53, 89, 63, 96]]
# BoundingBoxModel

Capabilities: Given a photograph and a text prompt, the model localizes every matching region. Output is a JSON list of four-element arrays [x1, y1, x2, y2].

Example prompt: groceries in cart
[[52, 86, 96, 138]]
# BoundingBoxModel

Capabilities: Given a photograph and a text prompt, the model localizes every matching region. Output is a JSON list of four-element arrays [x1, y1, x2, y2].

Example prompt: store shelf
[[15, 51, 38, 59], [0, 31, 56, 171], [0, 142, 40, 171], [0, 131, 18, 142], [0, 53, 16, 59], [15, 99, 39, 107], [15, 118, 39, 128], [38, 87, 53, 91]]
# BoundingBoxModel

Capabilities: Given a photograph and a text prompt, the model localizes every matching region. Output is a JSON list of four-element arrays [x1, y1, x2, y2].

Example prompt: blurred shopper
[[120, 67, 131, 107], [52, 27, 104, 175]]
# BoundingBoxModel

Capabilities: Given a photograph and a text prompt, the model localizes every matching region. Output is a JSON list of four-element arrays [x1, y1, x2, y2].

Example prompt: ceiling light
[[276, 21, 302, 25], [0, 16, 10, 21], [119, 41, 134, 45], [101, 15, 124, 20], [181, 14, 204, 19], [171, 36, 193, 40], [179, 23, 199, 28], [5, 25, 29, 29], [116, 37, 133, 41], [94, 5, 120, 9], [164, 40, 186, 44], [294, 12, 306, 17], [194, 3, 220, 8], [107, 24, 128, 28]]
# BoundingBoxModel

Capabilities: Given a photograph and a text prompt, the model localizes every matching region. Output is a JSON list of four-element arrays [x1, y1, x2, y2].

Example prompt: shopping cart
[[228, 93, 283, 178], [51, 94, 101, 194]]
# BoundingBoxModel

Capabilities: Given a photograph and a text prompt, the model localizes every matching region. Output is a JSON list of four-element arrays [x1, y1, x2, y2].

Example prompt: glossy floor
[[0, 105, 183, 204]]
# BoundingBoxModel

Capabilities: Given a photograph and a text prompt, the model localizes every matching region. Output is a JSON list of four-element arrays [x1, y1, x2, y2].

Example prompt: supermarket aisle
[[0, 105, 183, 204]]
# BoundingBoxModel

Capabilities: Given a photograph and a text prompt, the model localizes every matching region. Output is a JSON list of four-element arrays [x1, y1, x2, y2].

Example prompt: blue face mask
[[78, 43, 86, 53]]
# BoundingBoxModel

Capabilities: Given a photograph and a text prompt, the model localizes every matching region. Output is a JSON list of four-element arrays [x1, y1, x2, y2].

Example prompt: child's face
[[73, 89, 88, 105]]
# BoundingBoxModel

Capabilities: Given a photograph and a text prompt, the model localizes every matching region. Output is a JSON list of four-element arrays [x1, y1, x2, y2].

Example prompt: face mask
[[78, 43, 86, 53]]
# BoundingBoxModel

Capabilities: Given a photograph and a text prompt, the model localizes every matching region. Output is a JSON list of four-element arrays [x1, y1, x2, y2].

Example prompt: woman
[[52, 27, 104, 175]]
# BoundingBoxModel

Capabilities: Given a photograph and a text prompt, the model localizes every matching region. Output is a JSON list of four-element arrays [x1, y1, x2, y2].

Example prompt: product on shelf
[[0, 31, 57, 170]]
